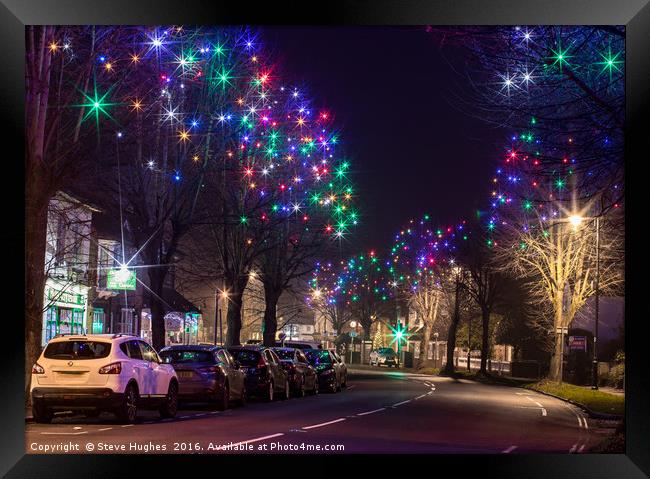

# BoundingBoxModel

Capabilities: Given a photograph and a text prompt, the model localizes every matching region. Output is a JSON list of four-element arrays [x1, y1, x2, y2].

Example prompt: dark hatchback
[[304, 349, 347, 393], [159, 345, 246, 410], [228, 346, 289, 401], [271, 347, 319, 397]]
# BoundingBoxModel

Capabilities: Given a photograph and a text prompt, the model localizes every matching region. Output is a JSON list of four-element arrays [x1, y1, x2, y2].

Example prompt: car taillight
[[32, 363, 44, 374], [99, 362, 122, 374]]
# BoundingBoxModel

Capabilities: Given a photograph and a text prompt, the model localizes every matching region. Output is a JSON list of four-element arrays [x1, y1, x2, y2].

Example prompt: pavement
[[25, 367, 616, 454]]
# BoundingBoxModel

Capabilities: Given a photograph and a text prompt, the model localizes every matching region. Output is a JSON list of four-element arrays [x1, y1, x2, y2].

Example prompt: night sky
[[267, 26, 501, 252]]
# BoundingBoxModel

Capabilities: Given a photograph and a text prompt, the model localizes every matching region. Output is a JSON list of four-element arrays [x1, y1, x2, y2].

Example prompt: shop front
[[42, 280, 89, 345]]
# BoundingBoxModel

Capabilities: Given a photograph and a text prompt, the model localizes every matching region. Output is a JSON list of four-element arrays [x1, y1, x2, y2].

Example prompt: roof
[[160, 344, 223, 352]]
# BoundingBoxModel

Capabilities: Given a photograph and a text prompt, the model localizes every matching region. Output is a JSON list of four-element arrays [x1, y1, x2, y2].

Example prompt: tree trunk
[[548, 332, 564, 382], [225, 276, 249, 346], [416, 322, 433, 370], [148, 271, 166, 351], [262, 287, 280, 346], [359, 317, 373, 340], [443, 281, 461, 375], [25, 196, 49, 409], [480, 307, 490, 374]]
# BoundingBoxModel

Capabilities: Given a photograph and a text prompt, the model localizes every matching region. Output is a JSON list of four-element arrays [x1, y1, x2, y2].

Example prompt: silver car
[[369, 347, 400, 367]]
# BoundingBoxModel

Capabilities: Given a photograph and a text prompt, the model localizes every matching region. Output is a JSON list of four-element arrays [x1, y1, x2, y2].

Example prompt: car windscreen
[[229, 349, 260, 367], [379, 348, 395, 354], [159, 350, 214, 364], [273, 349, 294, 360], [305, 350, 332, 365], [44, 341, 111, 360]]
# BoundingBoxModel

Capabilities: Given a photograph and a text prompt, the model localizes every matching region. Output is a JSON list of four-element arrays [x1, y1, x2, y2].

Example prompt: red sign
[[568, 336, 587, 351]]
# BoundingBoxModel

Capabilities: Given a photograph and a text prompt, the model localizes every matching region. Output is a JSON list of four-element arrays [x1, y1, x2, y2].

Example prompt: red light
[[99, 362, 122, 374], [32, 363, 45, 374]]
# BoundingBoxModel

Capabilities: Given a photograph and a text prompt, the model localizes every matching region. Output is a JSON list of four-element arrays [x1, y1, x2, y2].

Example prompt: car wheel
[[239, 384, 247, 407], [282, 379, 291, 400], [32, 403, 53, 424], [160, 381, 178, 418], [116, 383, 138, 424], [313, 378, 319, 395], [298, 377, 306, 398], [265, 381, 274, 402], [216, 383, 229, 411]]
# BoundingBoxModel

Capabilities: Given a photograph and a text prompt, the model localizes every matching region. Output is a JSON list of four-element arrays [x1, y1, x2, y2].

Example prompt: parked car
[[30, 334, 178, 424], [228, 346, 290, 401], [304, 349, 345, 393], [271, 347, 319, 396], [159, 345, 246, 410], [369, 347, 400, 367]]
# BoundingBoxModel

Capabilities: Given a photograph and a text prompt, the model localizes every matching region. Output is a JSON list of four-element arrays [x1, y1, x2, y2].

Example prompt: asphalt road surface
[[25, 368, 605, 454]]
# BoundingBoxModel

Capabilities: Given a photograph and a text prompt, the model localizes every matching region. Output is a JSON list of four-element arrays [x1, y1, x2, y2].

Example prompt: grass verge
[[526, 380, 624, 416]]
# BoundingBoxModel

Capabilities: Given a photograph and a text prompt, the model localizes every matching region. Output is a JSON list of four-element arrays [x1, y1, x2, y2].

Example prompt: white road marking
[[426, 391, 433, 395], [392, 400, 411, 407], [581, 415, 589, 430], [41, 431, 88, 435], [302, 418, 346, 430], [229, 433, 284, 447], [415, 394, 427, 400], [569, 443, 578, 453], [121, 424, 134, 427], [180, 416, 190, 419], [73, 426, 83, 430], [502, 445, 517, 453], [346, 385, 356, 390], [578, 444, 585, 453], [98, 427, 112, 432], [357, 408, 385, 416], [194, 413, 207, 417], [577, 415, 584, 428], [541, 408, 547, 416]]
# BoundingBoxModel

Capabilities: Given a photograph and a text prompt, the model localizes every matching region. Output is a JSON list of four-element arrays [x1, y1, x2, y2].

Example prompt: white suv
[[30, 334, 179, 423]]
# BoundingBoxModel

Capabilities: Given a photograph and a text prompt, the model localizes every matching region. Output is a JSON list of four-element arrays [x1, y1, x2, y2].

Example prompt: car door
[[265, 350, 284, 390], [122, 340, 152, 395], [223, 349, 245, 396], [216, 349, 238, 399], [138, 341, 169, 396], [296, 349, 314, 388]]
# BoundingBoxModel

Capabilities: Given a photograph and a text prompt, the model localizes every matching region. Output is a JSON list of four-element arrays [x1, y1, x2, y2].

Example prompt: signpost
[[556, 327, 569, 382]]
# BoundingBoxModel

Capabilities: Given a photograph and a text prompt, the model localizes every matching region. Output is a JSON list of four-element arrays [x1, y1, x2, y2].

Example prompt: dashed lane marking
[[41, 431, 88, 436], [121, 424, 134, 427], [578, 444, 586, 453], [98, 427, 112, 432], [302, 418, 346, 430], [229, 433, 284, 447], [357, 408, 385, 416], [569, 443, 578, 453], [502, 445, 517, 453]]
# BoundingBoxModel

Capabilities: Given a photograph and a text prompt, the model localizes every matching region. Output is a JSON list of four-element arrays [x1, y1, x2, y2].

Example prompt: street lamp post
[[592, 216, 600, 390], [467, 315, 472, 372], [568, 214, 601, 390]]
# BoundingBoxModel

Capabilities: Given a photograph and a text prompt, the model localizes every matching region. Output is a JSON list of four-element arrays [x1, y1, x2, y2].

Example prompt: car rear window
[[305, 350, 332, 365], [273, 349, 294, 360], [44, 341, 111, 360], [229, 349, 260, 367], [160, 350, 214, 364]]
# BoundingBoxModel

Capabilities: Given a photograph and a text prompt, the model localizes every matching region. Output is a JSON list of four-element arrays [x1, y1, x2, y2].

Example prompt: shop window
[[92, 309, 105, 334]]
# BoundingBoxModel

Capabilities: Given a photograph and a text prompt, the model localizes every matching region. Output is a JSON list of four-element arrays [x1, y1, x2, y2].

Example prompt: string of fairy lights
[[52, 26, 358, 243], [308, 26, 622, 339]]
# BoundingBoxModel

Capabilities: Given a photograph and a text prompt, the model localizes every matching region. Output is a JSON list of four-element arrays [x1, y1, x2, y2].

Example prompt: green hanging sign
[[107, 267, 136, 290]]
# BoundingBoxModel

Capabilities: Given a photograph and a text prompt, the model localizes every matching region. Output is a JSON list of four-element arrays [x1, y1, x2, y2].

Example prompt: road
[[26, 368, 602, 454]]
